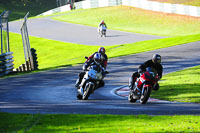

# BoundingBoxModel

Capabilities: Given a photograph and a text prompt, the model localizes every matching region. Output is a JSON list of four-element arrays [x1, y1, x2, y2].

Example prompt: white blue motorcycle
[[77, 61, 108, 100], [98, 25, 107, 37]]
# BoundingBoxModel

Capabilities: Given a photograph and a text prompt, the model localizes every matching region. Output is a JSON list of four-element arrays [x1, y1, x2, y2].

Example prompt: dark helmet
[[152, 54, 161, 64], [94, 53, 103, 65], [98, 47, 105, 55]]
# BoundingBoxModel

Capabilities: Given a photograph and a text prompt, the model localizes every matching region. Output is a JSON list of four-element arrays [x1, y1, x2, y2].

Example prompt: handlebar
[[105, 71, 109, 74]]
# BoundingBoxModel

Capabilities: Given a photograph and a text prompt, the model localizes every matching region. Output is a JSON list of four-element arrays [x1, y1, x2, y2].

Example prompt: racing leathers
[[130, 59, 163, 91], [98, 22, 107, 33], [86, 52, 108, 69]]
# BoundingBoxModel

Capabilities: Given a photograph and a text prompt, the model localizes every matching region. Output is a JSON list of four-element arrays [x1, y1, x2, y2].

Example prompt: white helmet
[[94, 53, 103, 65]]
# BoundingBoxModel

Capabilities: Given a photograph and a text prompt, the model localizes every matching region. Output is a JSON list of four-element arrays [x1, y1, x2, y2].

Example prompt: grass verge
[[152, 65, 200, 103], [52, 6, 200, 36], [9, 32, 200, 70], [148, 0, 200, 7], [0, 113, 200, 132]]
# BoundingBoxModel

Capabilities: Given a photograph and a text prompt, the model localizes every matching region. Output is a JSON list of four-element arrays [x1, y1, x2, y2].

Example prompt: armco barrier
[[123, 0, 200, 17], [38, 0, 200, 17], [75, 0, 122, 9], [0, 52, 14, 76], [38, 4, 71, 16]]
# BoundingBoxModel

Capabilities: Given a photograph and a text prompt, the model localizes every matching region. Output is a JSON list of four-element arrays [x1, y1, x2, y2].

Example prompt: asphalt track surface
[[9, 18, 164, 46], [1, 18, 200, 115]]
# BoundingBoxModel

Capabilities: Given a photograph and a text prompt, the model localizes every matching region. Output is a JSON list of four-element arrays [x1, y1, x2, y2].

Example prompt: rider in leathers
[[86, 47, 108, 69], [129, 54, 163, 91], [98, 20, 107, 33], [99, 20, 107, 28], [75, 52, 107, 88]]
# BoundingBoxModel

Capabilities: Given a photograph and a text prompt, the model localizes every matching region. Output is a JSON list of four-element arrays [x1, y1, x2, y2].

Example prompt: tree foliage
[[0, 0, 84, 21], [0, 0, 57, 20]]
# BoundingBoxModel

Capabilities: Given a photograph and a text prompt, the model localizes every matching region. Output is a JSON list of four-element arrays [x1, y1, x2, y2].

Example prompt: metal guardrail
[[0, 11, 38, 76], [1, 10, 11, 54], [123, 0, 200, 17], [0, 52, 14, 76], [0, 10, 14, 77]]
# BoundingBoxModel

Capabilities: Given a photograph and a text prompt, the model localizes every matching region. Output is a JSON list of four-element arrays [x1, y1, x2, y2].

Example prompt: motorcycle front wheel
[[140, 87, 151, 104], [77, 93, 82, 100], [103, 30, 106, 37], [82, 82, 93, 100], [128, 91, 137, 103]]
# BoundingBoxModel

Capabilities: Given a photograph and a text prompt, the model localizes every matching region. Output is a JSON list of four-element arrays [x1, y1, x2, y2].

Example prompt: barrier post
[[20, 12, 35, 70]]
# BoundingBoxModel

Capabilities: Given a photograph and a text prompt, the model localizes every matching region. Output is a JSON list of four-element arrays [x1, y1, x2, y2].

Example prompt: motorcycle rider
[[86, 47, 108, 69], [98, 20, 107, 34], [129, 54, 163, 91], [75, 51, 107, 88]]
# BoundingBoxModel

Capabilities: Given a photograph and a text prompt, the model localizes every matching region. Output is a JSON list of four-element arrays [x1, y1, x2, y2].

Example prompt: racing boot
[[75, 78, 81, 88], [98, 80, 105, 88], [153, 83, 159, 91], [129, 77, 134, 90]]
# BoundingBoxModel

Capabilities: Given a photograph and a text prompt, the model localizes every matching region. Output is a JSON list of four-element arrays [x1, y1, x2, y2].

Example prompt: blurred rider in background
[[98, 20, 107, 34]]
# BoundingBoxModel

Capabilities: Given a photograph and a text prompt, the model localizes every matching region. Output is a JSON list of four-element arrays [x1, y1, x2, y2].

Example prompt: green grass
[[52, 6, 200, 36], [9, 33, 99, 70], [0, 113, 200, 132], [9, 32, 200, 70], [152, 65, 200, 103], [148, 0, 200, 7]]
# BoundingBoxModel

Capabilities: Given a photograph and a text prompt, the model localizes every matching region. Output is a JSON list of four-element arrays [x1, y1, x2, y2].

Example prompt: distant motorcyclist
[[129, 54, 163, 91], [75, 52, 106, 88], [98, 20, 107, 34]]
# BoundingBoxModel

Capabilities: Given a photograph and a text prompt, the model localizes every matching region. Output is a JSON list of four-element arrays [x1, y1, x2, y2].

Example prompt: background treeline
[[0, 0, 83, 21]]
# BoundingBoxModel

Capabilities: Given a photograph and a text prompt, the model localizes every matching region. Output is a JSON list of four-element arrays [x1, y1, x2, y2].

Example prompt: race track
[[1, 18, 200, 115], [9, 18, 164, 46]]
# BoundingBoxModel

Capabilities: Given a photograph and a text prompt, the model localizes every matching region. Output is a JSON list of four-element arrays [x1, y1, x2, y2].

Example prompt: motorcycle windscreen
[[88, 69, 102, 80]]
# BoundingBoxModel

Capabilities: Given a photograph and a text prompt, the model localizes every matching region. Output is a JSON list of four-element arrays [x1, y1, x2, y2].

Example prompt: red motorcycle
[[128, 67, 159, 104]]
